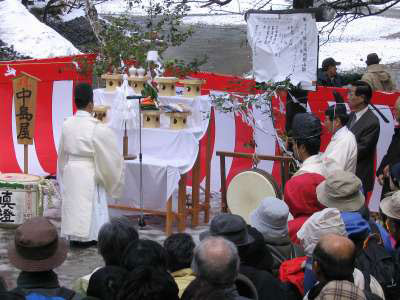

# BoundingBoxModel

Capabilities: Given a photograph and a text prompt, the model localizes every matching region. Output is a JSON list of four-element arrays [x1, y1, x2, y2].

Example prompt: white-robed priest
[[57, 83, 124, 245], [322, 102, 357, 174]]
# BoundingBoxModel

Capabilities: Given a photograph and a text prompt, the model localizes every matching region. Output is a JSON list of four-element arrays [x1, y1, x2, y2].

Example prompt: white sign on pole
[[247, 13, 318, 85]]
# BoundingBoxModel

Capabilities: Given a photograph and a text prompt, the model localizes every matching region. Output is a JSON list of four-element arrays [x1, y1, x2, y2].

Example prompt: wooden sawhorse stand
[[216, 151, 292, 212]]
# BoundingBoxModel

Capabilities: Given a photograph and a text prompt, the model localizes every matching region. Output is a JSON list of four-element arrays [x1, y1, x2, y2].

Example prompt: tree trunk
[[84, 0, 104, 46]]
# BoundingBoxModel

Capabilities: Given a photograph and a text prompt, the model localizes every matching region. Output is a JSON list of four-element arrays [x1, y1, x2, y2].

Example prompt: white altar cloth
[[93, 88, 209, 211]]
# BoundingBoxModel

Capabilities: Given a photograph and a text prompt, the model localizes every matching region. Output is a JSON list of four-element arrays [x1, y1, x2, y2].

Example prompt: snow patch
[[0, 0, 80, 59]]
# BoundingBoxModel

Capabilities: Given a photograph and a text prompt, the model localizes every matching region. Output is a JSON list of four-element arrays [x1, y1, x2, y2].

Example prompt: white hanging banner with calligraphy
[[247, 13, 318, 85]]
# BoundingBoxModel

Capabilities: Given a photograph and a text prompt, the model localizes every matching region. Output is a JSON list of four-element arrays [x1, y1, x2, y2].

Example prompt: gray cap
[[250, 197, 289, 239], [316, 170, 365, 212], [292, 113, 322, 140], [200, 214, 254, 246]]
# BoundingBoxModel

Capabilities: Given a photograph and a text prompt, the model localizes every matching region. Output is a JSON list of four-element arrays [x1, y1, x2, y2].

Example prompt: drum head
[[227, 168, 282, 223], [0, 173, 41, 183]]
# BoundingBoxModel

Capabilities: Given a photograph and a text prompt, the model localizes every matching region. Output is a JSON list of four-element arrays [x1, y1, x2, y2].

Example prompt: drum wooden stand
[[216, 151, 292, 213]]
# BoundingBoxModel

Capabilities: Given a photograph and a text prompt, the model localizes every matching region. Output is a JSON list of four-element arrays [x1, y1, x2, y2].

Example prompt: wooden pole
[[219, 154, 227, 212], [24, 144, 28, 174]]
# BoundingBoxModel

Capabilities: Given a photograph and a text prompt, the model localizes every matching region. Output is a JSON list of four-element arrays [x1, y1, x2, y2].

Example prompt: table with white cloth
[[94, 88, 212, 234]]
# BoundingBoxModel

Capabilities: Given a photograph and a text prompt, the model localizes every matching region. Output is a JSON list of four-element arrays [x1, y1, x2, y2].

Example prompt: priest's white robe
[[57, 110, 124, 241], [293, 153, 326, 178], [322, 126, 357, 175]]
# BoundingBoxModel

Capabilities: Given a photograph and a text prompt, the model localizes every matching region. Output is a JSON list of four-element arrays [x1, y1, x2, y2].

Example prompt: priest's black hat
[[292, 113, 322, 140]]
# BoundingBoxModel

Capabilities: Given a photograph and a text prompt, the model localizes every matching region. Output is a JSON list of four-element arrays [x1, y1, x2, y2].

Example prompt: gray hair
[[192, 236, 240, 287]]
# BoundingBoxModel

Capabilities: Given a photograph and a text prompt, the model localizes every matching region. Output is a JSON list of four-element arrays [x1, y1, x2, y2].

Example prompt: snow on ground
[[4, 0, 399, 70], [0, 0, 80, 58]]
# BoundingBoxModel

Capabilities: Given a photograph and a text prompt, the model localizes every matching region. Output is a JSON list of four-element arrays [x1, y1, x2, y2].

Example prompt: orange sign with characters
[[12, 72, 41, 145]]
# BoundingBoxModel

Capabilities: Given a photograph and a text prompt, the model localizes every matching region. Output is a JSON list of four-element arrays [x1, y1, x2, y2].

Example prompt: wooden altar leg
[[220, 155, 228, 212], [204, 122, 212, 223], [165, 196, 173, 236], [191, 152, 200, 227], [178, 174, 187, 232]]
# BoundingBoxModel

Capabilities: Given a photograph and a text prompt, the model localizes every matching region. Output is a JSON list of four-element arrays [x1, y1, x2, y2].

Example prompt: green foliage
[[0, 40, 31, 61], [164, 55, 208, 78], [93, 0, 197, 77]]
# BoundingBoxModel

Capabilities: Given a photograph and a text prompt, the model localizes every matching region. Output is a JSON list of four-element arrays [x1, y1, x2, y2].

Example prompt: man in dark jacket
[[377, 97, 400, 198], [347, 81, 380, 197], [8, 217, 81, 299], [317, 58, 343, 87]]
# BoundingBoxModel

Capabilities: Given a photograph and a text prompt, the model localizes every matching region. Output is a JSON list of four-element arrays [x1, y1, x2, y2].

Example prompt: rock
[[47, 16, 99, 51]]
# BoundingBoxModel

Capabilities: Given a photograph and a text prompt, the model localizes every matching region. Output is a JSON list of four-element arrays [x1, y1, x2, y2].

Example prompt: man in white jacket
[[57, 83, 124, 245], [322, 103, 357, 174]]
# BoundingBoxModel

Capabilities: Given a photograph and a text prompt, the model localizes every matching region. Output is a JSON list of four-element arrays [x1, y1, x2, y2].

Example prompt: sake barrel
[[0, 173, 43, 227]]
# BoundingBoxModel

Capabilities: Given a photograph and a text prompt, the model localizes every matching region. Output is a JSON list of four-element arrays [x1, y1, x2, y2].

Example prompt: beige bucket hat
[[316, 170, 365, 212], [380, 191, 400, 220]]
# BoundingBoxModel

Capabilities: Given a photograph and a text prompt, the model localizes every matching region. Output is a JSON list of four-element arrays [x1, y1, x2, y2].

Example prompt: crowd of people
[[0, 55, 399, 299]]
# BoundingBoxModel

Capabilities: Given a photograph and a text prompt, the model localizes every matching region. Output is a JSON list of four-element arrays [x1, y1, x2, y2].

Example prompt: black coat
[[239, 265, 285, 300], [348, 110, 380, 193], [377, 127, 400, 197], [317, 69, 343, 87]]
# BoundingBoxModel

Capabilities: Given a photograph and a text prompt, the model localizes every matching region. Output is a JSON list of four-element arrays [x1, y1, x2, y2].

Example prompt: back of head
[[366, 53, 380, 66], [122, 239, 167, 271], [313, 234, 356, 282], [75, 82, 93, 109], [87, 266, 128, 300], [163, 233, 195, 273], [98, 217, 139, 266], [352, 81, 372, 104], [292, 113, 322, 156], [325, 103, 349, 126], [181, 278, 236, 300], [192, 236, 239, 288], [117, 266, 179, 300]]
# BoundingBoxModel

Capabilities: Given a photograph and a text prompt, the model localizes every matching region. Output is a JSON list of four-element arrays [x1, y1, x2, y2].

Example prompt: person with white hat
[[250, 197, 304, 277]]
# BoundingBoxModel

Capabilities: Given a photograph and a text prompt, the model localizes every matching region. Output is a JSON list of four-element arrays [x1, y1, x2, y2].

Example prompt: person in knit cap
[[250, 197, 304, 277], [284, 113, 326, 241], [361, 53, 396, 92]]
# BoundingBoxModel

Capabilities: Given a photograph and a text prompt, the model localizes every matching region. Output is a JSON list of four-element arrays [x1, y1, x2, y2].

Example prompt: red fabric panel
[[284, 172, 326, 218], [225, 114, 254, 187], [0, 82, 22, 173], [34, 81, 57, 174]]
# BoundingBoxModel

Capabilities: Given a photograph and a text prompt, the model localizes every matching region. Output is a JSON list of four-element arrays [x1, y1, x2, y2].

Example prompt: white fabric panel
[[12, 99, 45, 175], [52, 80, 73, 153], [370, 105, 394, 212], [247, 13, 318, 85]]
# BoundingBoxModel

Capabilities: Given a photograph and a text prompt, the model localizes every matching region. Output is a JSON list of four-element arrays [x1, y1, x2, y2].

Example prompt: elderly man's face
[[348, 86, 365, 111]]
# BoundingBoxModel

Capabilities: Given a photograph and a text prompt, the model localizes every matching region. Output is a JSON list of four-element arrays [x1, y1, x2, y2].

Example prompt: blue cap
[[340, 212, 371, 238]]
